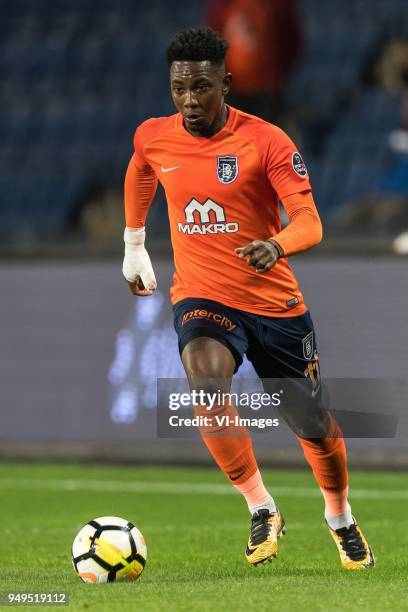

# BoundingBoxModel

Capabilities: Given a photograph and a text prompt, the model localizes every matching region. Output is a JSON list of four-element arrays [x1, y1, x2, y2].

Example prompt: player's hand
[[122, 226, 157, 296], [126, 277, 155, 297], [235, 240, 282, 273]]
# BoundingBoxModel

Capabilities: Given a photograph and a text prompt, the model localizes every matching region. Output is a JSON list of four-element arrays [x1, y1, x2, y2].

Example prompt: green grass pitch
[[1, 463, 407, 611]]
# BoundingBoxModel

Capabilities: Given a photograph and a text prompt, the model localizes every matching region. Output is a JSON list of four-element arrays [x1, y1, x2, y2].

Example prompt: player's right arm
[[123, 124, 158, 296]]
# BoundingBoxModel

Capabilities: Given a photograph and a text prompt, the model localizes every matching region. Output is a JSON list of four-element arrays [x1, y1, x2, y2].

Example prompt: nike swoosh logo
[[229, 471, 245, 481], [161, 164, 181, 173], [246, 545, 257, 555]]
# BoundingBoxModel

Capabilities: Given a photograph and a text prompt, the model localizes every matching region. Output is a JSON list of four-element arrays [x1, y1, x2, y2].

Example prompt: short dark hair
[[166, 26, 228, 67]]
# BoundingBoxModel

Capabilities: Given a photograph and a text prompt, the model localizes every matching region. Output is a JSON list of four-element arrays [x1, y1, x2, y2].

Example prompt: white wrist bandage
[[122, 226, 157, 291]]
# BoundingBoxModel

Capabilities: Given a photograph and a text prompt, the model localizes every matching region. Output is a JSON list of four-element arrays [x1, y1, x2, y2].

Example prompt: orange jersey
[[125, 105, 322, 317]]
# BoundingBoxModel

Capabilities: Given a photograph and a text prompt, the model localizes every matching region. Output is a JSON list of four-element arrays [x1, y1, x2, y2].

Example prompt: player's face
[[170, 61, 231, 137]]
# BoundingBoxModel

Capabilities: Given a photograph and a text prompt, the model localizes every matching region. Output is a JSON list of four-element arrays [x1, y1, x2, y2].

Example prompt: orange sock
[[297, 414, 349, 516], [195, 402, 274, 511], [196, 402, 258, 484]]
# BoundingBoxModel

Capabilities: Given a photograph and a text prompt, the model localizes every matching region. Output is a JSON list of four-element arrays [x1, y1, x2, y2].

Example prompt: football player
[[122, 27, 374, 570]]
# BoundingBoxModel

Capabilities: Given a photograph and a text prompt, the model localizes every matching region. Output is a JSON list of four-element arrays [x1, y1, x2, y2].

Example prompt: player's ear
[[222, 73, 232, 96]]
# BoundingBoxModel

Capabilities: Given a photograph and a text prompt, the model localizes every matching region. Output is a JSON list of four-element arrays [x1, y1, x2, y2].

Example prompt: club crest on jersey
[[217, 156, 238, 184], [302, 331, 314, 360], [292, 152, 308, 177]]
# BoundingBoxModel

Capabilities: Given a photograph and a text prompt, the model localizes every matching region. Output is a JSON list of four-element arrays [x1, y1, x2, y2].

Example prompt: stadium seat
[[1, 0, 407, 240]]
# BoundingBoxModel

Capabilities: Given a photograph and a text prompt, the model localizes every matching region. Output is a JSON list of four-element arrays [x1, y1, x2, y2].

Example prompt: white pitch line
[[0, 478, 408, 500], [1, 521, 390, 536]]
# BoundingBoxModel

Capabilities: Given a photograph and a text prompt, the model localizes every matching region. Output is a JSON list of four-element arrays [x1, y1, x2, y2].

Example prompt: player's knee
[[297, 409, 331, 441], [281, 402, 330, 439], [184, 368, 233, 415]]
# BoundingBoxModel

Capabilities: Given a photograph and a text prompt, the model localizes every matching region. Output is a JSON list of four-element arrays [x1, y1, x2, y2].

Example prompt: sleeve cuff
[[267, 238, 285, 258]]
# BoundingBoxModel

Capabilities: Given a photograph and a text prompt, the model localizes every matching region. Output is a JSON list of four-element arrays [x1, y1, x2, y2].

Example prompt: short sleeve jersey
[[133, 105, 311, 317]]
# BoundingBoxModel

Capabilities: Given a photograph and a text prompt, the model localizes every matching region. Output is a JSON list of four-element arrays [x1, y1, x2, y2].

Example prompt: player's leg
[[181, 336, 284, 565], [299, 421, 373, 569], [173, 298, 283, 564], [181, 337, 268, 501], [246, 310, 374, 569]]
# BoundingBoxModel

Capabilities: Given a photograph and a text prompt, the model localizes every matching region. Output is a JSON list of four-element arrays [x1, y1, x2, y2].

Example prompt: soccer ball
[[72, 516, 147, 583]]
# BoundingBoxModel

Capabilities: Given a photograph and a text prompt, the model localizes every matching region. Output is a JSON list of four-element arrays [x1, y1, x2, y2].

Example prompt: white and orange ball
[[72, 516, 147, 583]]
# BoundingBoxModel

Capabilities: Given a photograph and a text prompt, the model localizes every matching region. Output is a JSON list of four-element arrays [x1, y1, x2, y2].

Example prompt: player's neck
[[184, 104, 228, 138]]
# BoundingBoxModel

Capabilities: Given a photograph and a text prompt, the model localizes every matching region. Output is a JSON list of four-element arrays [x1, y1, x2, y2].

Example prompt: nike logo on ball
[[161, 164, 181, 173]]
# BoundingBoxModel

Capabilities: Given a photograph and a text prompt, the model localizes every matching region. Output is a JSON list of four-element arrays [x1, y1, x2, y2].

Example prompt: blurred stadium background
[[1, 0, 408, 468]]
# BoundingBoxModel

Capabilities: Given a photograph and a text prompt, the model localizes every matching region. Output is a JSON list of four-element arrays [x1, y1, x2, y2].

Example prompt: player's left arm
[[235, 126, 322, 273], [235, 190, 322, 273], [269, 189, 323, 257]]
